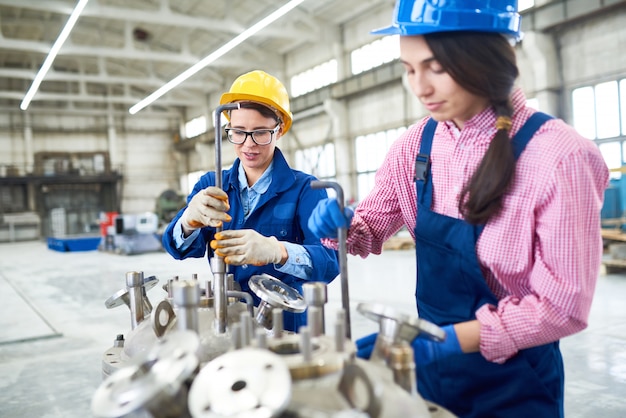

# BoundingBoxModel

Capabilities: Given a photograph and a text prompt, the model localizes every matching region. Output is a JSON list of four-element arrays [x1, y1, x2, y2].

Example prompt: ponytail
[[458, 102, 515, 224]]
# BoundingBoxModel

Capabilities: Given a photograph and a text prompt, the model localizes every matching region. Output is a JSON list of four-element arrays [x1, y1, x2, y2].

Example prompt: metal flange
[[104, 275, 159, 309], [188, 348, 291, 418]]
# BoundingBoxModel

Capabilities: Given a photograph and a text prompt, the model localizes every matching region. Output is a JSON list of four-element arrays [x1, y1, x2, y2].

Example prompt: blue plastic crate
[[47, 236, 101, 252]]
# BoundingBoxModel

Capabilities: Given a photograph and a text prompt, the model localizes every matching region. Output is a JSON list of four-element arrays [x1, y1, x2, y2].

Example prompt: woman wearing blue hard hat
[[308, 1, 609, 417]]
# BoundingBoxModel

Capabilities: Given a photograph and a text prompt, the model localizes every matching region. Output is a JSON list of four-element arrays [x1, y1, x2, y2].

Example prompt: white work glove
[[210, 229, 287, 266], [181, 187, 231, 234]]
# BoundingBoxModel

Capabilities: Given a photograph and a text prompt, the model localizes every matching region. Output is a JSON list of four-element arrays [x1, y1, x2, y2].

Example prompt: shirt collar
[[238, 160, 273, 194], [442, 87, 528, 142]]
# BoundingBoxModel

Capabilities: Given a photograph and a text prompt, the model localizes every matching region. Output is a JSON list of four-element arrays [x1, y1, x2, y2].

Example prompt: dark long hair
[[424, 31, 519, 224]]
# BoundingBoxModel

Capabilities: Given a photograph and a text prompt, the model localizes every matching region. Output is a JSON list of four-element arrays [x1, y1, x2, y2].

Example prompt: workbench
[[601, 228, 626, 242]]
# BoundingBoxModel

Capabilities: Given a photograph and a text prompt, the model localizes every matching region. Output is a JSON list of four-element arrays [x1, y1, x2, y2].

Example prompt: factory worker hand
[[181, 187, 231, 233], [307, 198, 354, 239], [411, 325, 461, 366], [355, 325, 462, 365], [355, 332, 378, 359], [210, 229, 287, 266]]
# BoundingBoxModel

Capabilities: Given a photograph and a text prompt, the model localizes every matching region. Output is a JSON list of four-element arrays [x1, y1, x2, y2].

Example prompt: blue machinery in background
[[602, 176, 626, 228]]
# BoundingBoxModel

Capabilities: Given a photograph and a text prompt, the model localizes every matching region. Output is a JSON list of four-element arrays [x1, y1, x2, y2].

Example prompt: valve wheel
[[357, 302, 445, 342], [249, 274, 306, 313]]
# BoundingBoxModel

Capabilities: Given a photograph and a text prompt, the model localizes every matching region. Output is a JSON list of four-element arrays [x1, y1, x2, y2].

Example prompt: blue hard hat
[[371, 0, 523, 41]]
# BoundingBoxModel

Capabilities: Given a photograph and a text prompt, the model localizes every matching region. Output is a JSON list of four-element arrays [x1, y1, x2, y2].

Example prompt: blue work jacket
[[162, 148, 339, 331]]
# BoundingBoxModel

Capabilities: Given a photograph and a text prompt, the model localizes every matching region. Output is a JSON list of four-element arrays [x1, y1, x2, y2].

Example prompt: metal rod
[[310, 180, 351, 339], [390, 342, 417, 396], [126, 271, 144, 330], [303, 282, 327, 337], [335, 309, 346, 352], [212, 102, 240, 333], [172, 280, 200, 333], [227, 290, 255, 317], [214, 102, 240, 193]]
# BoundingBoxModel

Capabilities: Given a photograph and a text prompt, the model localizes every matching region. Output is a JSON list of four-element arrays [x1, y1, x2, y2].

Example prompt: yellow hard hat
[[219, 70, 293, 134]]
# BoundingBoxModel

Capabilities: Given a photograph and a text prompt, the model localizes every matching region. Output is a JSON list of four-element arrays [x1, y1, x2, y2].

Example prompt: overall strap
[[511, 112, 553, 158], [414, 118, 437, 181], [414, 118, 438, 204]]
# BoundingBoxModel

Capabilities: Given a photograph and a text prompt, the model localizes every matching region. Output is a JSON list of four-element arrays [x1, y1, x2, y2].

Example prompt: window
[[351, 35, 400, 75], [600, 142, 621, 180], [519, 0, 535, 12], [355, 127, 406, 201], [294, 144, 336, 180], [572, 86, 596, 139], [596, 81, 620, 139], [621, 80, 626, 136], [182, 171, 205, 196], [290, 60, 338, 97], [572, 78, 626, 180], [184, 116, 207, 139], [572, 80, 624, 140], [526, 97, 539, 110]]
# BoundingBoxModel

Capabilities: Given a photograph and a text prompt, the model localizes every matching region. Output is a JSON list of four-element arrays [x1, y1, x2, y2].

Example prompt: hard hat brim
[[370, 24, 523, 42], [370, 25, 402, 36]]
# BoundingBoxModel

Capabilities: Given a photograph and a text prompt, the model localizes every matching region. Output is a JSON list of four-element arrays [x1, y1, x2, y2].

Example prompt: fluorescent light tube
[[20, 0, 90, 111], [129, 0, 306, 115]]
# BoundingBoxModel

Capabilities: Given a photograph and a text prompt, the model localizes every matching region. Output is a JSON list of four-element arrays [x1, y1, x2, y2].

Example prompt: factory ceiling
[[0, 0, 391, 117]]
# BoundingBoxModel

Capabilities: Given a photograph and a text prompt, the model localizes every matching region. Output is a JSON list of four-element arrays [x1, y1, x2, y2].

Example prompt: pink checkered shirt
[[341, 88, 609, 363]]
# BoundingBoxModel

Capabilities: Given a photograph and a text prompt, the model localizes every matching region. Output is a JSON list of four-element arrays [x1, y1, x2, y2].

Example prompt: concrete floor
[[1, 239, 625, 417]]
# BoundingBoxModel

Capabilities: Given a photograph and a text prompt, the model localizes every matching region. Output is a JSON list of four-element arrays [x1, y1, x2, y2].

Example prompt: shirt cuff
[[275, 241, 312, 280], [476, 303, 518, 364], [173, 217, 200, 251]]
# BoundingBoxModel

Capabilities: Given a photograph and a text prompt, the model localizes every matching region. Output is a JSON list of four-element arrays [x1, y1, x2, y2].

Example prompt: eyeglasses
[[224, 124, 280, 146]]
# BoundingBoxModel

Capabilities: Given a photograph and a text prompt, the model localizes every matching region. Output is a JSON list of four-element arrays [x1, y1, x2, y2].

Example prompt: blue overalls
[[413, 113, 564, 418]]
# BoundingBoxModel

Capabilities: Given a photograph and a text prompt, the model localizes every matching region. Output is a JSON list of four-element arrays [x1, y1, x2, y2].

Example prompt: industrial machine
[[93, 269, 457, 418], [98, 188, 185, 255], [100, 212, 163, 255], [91, 103, 456, 417], [155, 189, 187, 227]]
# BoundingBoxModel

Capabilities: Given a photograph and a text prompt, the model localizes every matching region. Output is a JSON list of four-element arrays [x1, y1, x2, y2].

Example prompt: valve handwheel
[[357, 302, 445, 343], [248, 274, 306, 329]]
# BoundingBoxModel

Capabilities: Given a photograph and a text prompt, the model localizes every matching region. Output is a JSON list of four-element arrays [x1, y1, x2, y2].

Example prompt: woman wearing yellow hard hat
[[307, 1, 609, 417], [162, 70, 339, 332]]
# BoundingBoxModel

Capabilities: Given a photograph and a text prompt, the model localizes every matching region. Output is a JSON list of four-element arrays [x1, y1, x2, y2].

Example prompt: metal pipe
[[307, 306, 323, 338], [126, 271, 144, 330], [141, 285, 153, 314], [231, 322, 242, 349], [300, 326, 312, 362], [214, 102, 240, 192], [272, 308, 283, 338], [239, 311, 252, 347], [303, 282, 326, 337], [390, 342, 417, 396], [227, 290, 255, 317], [172, 280, 200, 333], [212, 102, 240, 334], [256, 328, 267, 349], [334, 309, 346, 352], [310, 180, 351, 339]]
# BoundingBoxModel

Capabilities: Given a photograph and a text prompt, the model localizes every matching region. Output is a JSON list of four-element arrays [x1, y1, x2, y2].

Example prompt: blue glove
[[354, 325, 462, 365], [355, 332, 378, 359], [411, 324, 462, 366], [307, 198, 354, 239]]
